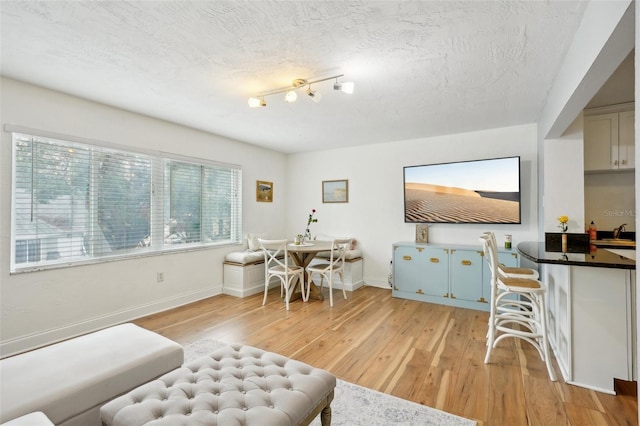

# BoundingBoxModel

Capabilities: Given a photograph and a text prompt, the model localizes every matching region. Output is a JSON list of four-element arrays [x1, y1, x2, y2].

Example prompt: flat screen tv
[[404, 156, 521, 224]]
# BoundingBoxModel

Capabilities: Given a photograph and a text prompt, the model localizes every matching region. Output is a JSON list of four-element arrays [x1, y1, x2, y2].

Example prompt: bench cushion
[[0, 323, 184, 425], [315, 248, 363, 260], [313, 234, 362, 260], [101, 343, 336, 426], [224, 250, 265, 265]]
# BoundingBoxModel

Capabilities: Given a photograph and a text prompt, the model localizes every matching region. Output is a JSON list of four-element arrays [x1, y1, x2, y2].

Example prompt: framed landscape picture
[[256, 180, 273, 202], [322, 179, 348, 203]]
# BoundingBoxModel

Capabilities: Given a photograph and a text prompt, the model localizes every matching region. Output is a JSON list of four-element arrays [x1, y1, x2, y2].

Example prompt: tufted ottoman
[[100, 343, 336, 426]]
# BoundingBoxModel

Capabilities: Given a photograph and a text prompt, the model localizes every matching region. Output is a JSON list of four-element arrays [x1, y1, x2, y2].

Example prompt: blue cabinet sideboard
[[392, 242, 520, 312]]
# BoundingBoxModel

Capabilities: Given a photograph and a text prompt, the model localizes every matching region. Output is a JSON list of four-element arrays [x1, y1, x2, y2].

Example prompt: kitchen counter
[[517, 241, 635, 270], [519, 241, 636, 394]]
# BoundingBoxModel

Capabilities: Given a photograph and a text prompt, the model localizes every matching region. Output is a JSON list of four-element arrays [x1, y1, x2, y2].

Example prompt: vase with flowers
[[558, 215, 569, 252], [304, 209, 318, 241]]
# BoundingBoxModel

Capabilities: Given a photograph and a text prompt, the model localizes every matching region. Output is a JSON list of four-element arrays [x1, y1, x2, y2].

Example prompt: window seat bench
[[222, 247, 364, 298]]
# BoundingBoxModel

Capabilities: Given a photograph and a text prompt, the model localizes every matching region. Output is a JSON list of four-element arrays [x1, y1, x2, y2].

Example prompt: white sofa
[[223, 233, 364, 297], [0, 323, 184, 426]]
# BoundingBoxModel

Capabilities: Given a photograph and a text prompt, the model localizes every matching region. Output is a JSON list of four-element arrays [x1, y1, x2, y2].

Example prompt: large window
[[10, 131, 242, 273]]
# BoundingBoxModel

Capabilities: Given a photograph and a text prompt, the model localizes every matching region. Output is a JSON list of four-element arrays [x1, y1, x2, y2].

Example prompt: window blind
[[11, 132, 242, 273]]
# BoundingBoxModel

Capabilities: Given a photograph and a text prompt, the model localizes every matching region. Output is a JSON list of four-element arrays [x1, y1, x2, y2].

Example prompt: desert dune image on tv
[[404, 157, 521, 224]]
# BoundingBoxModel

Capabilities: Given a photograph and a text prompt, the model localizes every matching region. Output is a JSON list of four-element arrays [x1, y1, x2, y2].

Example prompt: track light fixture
[[248, 74, 353, 108]]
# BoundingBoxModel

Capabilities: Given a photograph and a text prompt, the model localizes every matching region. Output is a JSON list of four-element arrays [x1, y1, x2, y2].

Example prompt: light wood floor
[[134, 286, 637, 425]]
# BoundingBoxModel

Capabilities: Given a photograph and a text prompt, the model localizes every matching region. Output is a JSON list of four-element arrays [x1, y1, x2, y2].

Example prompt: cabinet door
[[584, 113, 618, 171], [421, 247, 449, 297], [450, 249, 482, 302], [393, 246, 422, 294], [618, 110, 635, 169]]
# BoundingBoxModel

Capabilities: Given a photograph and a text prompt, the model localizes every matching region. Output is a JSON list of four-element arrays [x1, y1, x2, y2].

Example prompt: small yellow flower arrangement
[[557, 215, 568, 233]]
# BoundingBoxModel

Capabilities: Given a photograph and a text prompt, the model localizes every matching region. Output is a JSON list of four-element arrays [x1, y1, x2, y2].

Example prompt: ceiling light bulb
[[248, 97, 261, 108], [285, 90, 297, 103]]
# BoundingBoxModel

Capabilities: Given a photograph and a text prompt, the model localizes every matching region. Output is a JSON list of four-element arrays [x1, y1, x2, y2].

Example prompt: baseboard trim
[[364, 278, 391, 289], [0, 286, 222, 358]]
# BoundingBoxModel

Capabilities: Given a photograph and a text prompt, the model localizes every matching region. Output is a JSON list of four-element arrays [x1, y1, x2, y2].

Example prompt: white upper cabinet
[[618, 110, 635, 169], [584, 103, 635, 172]]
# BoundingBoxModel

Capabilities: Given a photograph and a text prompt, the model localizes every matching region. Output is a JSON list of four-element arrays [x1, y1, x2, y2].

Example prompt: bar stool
[[483, 231, 539, 280], [481, 235, 556, 381]]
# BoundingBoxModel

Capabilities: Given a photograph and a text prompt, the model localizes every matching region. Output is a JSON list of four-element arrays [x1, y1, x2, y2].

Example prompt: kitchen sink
[[592, 239, 636, 247]]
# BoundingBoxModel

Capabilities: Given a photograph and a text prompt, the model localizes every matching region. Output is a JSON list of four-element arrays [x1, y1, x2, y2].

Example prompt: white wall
[[543, 115, 586, 233], [0, 78, 288, 356], [285, 124, 539, 288]]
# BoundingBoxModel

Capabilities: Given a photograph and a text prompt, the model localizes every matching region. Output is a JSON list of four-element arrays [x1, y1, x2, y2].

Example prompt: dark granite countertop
[[517, 241, 635, 270]]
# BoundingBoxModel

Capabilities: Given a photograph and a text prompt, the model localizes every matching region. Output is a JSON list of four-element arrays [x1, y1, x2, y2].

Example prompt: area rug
[[184, 339, 476, 426]]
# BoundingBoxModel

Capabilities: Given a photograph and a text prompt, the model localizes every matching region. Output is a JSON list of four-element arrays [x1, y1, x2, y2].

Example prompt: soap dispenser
[[589, 221, 597, 241]]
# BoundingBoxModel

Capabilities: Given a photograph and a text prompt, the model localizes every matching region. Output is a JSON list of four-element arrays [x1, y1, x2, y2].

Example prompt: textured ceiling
[[0, 1, 588, 154]]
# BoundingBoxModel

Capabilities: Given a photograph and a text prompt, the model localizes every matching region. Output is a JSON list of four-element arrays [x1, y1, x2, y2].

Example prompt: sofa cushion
[[0, 412, 54, 426], [0, 323, 183, 425], [246, 233, 267, 251]]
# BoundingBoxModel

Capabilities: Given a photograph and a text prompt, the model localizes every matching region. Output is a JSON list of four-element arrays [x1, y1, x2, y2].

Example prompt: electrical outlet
[[157, 272, 165, 283]]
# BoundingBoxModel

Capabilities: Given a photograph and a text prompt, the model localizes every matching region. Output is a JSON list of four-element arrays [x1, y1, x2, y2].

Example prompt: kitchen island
[[517, 242, 636, 394]]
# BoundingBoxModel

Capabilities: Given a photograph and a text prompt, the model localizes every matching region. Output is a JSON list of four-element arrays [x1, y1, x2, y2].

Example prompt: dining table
[[286, 239, 334, 302]]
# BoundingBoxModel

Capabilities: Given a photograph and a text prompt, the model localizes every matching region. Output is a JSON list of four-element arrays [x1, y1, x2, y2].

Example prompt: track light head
[[333, 79, 354, 94], [306, 86, 322, 103]]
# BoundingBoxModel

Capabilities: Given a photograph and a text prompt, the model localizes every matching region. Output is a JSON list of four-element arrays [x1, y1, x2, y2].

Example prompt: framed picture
[[322, 179, 349, 203], [415, 224, 429, 243], [256, 180, 273, 202]]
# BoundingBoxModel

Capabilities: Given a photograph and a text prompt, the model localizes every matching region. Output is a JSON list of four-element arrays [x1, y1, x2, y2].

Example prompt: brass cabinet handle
[[614, 160, 619, 166], [511, 253, 518, 259], [461, 260, 472, 266], [450, 294, 456, 299], [403, 255, 412, 261], [477, 297, 488, 303], [444, 293, 449, 298], [416, 289, 424, 295], [417, 247, 424, 252], [430, 257, 439, 263]]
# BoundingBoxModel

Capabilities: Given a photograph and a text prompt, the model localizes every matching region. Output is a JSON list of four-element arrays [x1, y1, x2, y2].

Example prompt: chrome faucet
[[613, 223, 627, 239]]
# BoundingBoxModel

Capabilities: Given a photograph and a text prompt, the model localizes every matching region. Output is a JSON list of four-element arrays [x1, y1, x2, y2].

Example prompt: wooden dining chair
[[258, 238, 305, 310], [305, 238, 351, 307]]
